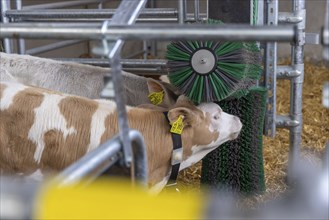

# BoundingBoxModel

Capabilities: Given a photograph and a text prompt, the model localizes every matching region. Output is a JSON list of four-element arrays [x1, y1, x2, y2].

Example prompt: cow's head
[[167, 96, 242, 170]]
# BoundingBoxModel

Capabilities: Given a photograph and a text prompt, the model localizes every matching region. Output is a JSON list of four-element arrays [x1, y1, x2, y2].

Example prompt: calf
[[0, 52, 179, 107], [0, 82, 242, 192]]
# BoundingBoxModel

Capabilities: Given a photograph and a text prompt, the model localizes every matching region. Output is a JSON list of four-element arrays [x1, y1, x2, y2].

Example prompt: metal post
[[250, 0, 254, 25], [194, 0, 200, 22], [263, 0, 278, 137], [142, 40, 148, 59], [98, 2, 103, 9], [206, 0, 209, 20], [178, 0, 186, 24], [323, 0, 329, 61], [15, 0, 25, 54], [288, 0, 305, 184], [150, 0, 157, 57], [1, 0, 13, 53], [98, 0, 147, 168]]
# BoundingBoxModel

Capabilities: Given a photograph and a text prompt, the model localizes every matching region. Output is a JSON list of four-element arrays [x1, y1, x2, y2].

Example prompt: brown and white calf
[[0, 82, 242, 192]]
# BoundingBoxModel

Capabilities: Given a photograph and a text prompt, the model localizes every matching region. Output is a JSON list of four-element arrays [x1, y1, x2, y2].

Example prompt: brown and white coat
[[0, 81, 242, 192]]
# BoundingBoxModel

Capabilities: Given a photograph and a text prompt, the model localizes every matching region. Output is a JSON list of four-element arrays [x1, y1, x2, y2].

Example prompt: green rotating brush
[[166, 19, 262, 103]]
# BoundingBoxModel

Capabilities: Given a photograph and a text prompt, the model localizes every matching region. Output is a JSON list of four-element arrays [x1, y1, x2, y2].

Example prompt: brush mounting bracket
[[190, 48, 217, 75]]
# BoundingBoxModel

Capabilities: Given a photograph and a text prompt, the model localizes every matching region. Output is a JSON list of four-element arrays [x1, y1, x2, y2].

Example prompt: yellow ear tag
[[148, 91, 164, 105], [170, 115, 184, 134]]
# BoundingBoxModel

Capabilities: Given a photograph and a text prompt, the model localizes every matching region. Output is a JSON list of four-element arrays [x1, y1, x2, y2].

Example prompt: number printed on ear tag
[[148, 91, 164, 105], [170, 115, 184, 134]]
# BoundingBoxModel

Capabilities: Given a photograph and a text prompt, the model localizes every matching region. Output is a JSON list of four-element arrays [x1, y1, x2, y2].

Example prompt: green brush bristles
[[166, 19, 262, 103], [201, 87, 267, 195]]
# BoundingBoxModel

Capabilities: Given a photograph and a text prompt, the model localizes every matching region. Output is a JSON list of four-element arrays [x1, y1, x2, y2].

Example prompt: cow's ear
[[168, 107, 198, 127], [147, 78, 180, 108]]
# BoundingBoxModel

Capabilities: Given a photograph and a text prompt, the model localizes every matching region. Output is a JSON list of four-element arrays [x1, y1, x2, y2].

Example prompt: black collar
[[163, 112, 183, 186]]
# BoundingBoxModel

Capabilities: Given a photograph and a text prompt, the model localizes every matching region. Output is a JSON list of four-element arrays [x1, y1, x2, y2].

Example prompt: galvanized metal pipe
[[206, 0, 209, 20], [322, 0, 329, 61], [55, 58, 167, 67], [54, 135, 122, 186], [98, 2, 103, 9], [263, 0, 278, 137], [149, 0, 158, 57], [53, 58, 168, 73], [178, 0, 186, 24], [129, 130, 148, 184], [324, 143, 329, 171], [277, 65, 302, 79], [15, 0, 22, 12], [100, 0, 147, 168], [142, 40, 148, 60], [256, 0, 264, 26], [9, 17, 179, 23], [5, 8, 178, 20], [5, 8, 194, 23], [305, 33, 320, 45], [54, 130, 148, 187], [323, 82, 329, 108], [3, 15, 206, 23], [0, 23, 296, 42], [276, 115, 300, 128], [22, 0, 108, 10], [1, 0, 13, 53], [112, 59, 167, 69], [278, 12, 303, 24], [147, 0, 157, 57], [102, 53, 132, 167], [15, 0, 25, 54], [287, 0, 305, 184], [194, 0, 200, 21]]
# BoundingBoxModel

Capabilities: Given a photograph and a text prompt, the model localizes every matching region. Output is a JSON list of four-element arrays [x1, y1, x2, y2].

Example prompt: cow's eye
[[213, 114, 220, 120]]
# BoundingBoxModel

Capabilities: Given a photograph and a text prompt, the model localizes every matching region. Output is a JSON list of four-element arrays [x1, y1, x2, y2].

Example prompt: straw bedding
[[167, 61, 329, 206]]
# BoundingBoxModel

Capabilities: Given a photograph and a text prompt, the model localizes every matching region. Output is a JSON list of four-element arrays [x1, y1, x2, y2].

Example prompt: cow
[[0, 81, 242, 193], [0, 52, 179, 107]]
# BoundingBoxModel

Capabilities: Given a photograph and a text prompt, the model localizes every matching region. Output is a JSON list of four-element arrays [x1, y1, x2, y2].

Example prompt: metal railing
[[0, 0, 112, 55], [97, 0, 148, 169], [1, 0, 328, 188], [54, 130, 148, 187], [1, 1, 208, 55], [0, 23, 296, 41], [0, 1, 302, 185], [53, 58, 168, 74], [4, 8, 179, 22]]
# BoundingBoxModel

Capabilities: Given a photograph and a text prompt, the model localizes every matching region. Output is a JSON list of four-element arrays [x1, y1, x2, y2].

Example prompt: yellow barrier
[[34, 178, 204, 219]]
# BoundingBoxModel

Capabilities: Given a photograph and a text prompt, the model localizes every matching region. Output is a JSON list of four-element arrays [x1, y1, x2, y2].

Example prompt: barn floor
[[165, 60, 329, 208]]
